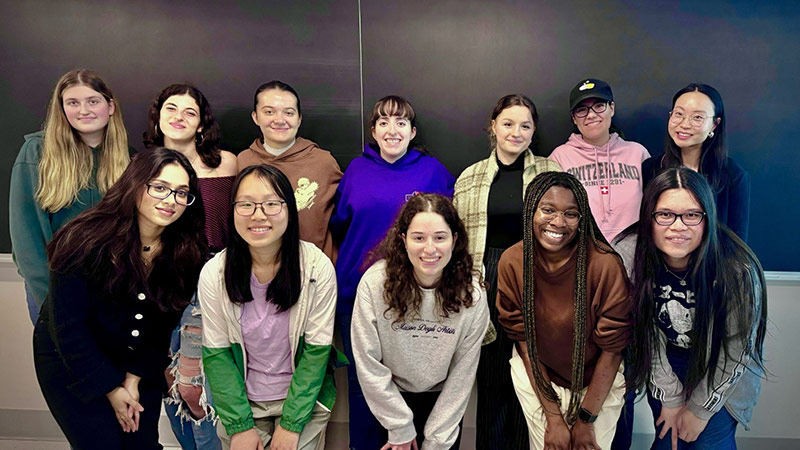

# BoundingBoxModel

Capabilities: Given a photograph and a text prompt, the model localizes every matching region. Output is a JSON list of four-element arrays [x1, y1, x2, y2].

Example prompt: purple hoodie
[[549, 133, 649, 242], [330, 144, 454, 309]]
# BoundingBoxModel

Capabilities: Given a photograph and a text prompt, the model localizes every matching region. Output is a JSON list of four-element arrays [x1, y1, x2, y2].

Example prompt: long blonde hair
[[37, 69, 129, 212]]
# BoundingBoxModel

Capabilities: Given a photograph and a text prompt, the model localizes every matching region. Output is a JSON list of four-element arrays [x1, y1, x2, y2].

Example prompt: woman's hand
[[230, 428, 264, 450], [122, 373, 141, 430], [655, 405, 683, 450], [105, 386, 143, 433], [677, 408, 709, 443], [270, 424, 300, 450], [543, 413, 571, 450], [570, 420, 599, 450], [379, 438, 418, 450]]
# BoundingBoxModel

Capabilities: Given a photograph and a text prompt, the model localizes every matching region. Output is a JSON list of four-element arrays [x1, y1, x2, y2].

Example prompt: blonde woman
[[10, 69, 130, 323]]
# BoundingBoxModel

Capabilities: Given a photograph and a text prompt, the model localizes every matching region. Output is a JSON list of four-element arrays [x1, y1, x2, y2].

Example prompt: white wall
[[1, 255, 797, 440]]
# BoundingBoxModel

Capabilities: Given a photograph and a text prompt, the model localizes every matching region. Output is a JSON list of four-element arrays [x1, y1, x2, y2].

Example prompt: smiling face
[[159, 94, 201, 145], [572, 98, 615, 146], [61, 84, 115, 146], [372, 115, 417, 163], [652, 188, 706, 270], [233, 173, 289, 255], [403, 211, 455, 288], [136, 162, 189, 235], [533, 186, 580, 257], [668, 91, 719, 154], [492, 105, 534, 164], [251, 88, 301, 149]]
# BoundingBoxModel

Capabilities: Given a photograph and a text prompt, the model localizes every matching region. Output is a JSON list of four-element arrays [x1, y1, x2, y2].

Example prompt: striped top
[[198, 176, 235, 252]]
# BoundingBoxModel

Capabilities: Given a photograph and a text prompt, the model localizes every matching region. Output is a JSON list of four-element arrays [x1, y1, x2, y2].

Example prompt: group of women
[[9, 68, 765, 450]]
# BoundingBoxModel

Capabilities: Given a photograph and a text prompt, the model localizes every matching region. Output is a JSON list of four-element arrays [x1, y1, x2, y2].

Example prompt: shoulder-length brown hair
[[47, 147, 207, 311], [370, 193, 479, 324]]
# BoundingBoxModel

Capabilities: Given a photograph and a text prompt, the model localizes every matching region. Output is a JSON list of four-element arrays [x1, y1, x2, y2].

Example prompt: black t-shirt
[[486, 153, 524, 250], [653, 266, 696, 348]]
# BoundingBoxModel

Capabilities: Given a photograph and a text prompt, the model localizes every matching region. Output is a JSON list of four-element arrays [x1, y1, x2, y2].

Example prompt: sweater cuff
[[387, 422, 417, 446], [660, 397, 685, 409], [687, 400, 716, 421], [225, 418, 256, 436]]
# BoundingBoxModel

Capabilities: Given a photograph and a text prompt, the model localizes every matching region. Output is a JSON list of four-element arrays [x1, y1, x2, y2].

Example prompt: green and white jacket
[[200, 241, 346, 436]]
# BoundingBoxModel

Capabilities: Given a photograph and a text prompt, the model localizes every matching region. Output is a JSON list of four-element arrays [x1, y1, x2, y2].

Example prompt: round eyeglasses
[[652, 211, 706, 226], [146, 183, 195, 206], [669, 110, 713, 128], [572, 102, 609, 118], [538, 206, 581, 226], [233, 200, 286, 216]]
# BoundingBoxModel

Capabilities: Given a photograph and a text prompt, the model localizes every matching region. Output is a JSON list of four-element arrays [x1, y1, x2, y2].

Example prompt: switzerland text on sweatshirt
[[237, 137, 342, 260], [549, 133, 649, 242], [330, 144, 454, 308]]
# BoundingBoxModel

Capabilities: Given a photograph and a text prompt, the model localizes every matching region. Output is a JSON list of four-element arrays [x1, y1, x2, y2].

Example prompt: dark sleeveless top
[[197, 176, 235, 252]]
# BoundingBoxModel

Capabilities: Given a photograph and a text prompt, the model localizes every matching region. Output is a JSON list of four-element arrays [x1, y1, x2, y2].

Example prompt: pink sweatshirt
[[549, 133, 649, 242]]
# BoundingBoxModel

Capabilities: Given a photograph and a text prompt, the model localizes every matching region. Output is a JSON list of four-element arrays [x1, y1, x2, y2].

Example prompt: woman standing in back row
[[10, 69, 130, 324], [453, 94, 561, 450]]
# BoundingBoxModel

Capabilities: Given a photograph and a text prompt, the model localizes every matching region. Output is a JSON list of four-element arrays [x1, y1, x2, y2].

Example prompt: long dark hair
[[369, 193, 479, 324], [488, 94, 539, 153], [143, 83, 222, 168], [48, 147, 207, 311], [224, 165, 301, 311], [658, 83, 727, 191], [521, 171, 619, 424], [628, 168, 767, 396]]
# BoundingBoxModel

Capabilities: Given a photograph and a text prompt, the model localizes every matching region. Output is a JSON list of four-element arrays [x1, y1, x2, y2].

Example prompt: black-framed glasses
[[146, 183, 195, 206], [652, 211, 706, 226], [572, 102, 609, 118], [668, 110, 713, 128], [233, 200, 286, 216], [538, 206, 581, 226]]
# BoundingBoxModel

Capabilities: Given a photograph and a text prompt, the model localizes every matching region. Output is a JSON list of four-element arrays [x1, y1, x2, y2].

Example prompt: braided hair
[[521, 171, 615, 424]]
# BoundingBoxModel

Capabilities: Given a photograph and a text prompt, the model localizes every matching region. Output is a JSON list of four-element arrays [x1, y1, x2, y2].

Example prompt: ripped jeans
[[164, 301, 222, 450]]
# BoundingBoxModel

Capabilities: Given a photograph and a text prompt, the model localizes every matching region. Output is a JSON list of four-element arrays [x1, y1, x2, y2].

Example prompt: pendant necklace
[[664, 264, 689, 286]]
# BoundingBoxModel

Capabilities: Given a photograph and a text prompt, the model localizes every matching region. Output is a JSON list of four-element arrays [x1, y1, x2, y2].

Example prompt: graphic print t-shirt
[[653, 268, 696, 349]]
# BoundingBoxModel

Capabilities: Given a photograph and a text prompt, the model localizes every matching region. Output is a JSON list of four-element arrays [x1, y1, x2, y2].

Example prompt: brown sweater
[[238, 137, 342, 261], [496, 241, 631, 388]]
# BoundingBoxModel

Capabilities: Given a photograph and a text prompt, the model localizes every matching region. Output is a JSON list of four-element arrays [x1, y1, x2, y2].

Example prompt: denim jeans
[[25, 283, 40, 324], [337, 305, 385, 450], [164, 302, 222, 450], [647, 345, 738, 449]]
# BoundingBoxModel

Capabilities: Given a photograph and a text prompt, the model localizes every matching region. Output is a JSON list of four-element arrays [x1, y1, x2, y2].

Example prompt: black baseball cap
[[569, 79, 614, 111]]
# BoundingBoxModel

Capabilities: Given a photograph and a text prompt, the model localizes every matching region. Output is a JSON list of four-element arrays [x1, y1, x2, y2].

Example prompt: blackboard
[[2, 0, 798, 271]]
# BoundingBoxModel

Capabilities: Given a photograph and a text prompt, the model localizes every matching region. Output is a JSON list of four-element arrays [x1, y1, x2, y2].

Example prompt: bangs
[[370, 95, 416, 126]]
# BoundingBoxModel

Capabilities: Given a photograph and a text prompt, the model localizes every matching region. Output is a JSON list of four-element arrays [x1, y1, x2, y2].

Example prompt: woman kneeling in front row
[[497, 171, 632, 450]]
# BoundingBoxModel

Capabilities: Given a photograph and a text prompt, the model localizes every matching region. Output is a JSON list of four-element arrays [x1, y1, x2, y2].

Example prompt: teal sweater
[[9, 131, 102, 307]]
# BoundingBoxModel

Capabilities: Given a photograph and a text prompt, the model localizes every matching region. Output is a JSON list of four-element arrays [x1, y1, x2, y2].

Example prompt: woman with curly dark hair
[[497, 171, 632, 450], [33, 147, 207, 449], [351, 193, 489, 450], [144, 84, 237, 450]]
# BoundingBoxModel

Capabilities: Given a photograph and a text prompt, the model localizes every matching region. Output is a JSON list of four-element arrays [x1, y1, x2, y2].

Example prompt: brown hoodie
[[238, 137, 342, 261]]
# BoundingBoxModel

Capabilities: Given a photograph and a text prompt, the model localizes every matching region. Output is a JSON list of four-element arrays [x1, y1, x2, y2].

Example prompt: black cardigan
[[35, 271, 183, 402]]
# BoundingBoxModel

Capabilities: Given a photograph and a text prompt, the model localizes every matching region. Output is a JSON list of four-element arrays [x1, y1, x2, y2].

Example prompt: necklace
[[142, 240, 161, 253], [664, 264, 689, 286]]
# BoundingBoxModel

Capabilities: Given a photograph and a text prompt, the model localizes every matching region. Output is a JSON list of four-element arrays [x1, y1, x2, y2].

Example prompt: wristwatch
[[578, 407, 598, 423]]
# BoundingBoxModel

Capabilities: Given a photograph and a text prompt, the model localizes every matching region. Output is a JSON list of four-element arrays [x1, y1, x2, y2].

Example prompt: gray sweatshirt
[[351, 261, 489, 450]]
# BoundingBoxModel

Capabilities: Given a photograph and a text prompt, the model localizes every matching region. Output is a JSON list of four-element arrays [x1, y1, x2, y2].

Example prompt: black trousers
[[476, 246, 530, 450], [378, 390, 463, 449], [34, 325, 164, 450]]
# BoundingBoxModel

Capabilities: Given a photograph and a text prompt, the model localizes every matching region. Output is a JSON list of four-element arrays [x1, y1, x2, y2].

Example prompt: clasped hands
[[105, 372, 143, 433]]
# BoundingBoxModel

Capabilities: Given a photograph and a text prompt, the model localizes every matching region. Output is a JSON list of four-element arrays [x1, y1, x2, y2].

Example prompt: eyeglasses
[[669, 110, 713, 128], [572, 102, 609, 118], [538, 206, 581, 226], [652, 211, 706, 226], [233, 200, 286, 216], [146, 183, 195, 206]]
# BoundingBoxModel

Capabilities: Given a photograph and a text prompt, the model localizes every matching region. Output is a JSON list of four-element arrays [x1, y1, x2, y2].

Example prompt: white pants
[[509, 346, 626, 450]]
